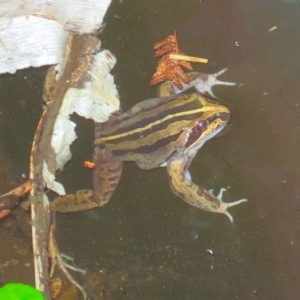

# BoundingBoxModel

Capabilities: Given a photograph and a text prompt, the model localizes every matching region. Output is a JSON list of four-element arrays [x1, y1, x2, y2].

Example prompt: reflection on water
[[1, 0, 300, 299]]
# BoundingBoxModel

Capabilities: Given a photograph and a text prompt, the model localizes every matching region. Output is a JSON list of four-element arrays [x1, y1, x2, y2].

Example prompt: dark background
[[1, 0, 300, 299]]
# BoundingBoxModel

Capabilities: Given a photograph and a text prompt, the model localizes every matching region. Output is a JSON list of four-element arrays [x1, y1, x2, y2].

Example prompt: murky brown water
[[1, 0, 300, 299]]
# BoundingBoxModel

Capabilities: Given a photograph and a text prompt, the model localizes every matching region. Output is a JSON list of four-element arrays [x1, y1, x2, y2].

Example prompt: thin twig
[[169, 53, 208, 63], [30, 109, 51, 299]]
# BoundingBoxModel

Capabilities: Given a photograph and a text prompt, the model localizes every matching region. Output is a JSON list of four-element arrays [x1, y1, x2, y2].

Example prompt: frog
[[51, 68, 246, 223]]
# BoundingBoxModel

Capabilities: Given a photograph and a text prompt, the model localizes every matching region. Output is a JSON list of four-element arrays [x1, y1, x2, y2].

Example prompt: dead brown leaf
[[150, 31, 193, 89]]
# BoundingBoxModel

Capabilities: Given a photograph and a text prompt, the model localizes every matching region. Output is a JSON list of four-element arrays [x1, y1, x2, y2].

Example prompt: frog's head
[[183, 97, 230, 156]]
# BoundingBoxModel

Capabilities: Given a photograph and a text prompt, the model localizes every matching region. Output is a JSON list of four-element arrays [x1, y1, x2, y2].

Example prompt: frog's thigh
[[93, 150, 123, 205], [51, 151, 123, 213], [166, 159, 246, 222]]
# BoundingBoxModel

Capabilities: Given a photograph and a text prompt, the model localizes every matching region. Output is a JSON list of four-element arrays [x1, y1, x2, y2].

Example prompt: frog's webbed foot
[[167, 159, 247, 223], [163, 68, 236, 98], [214, 188, 247, 223], [193, 68, 236, 98]]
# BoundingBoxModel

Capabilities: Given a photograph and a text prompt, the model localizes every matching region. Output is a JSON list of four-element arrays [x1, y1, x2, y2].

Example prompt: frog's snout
[[216, 110, 230, 123]]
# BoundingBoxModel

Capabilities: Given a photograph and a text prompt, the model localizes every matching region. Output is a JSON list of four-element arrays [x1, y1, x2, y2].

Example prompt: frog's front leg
[[166, 158, 247, 223], [51, 149, 123, 213], [158, 68, 236, 98], [186, 68, 236, 98]]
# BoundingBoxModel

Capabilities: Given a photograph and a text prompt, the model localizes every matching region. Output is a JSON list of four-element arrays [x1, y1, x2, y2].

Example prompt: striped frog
[[51, 68, 247, 222]]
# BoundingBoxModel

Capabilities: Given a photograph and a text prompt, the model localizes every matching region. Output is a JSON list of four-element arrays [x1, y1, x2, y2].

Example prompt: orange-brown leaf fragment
[[84, 161, 95, 169], [151, 31, 193, 89], [154, 33, 178, 57]]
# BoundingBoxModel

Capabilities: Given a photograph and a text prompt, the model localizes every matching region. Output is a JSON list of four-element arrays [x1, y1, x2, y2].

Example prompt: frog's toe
[[225, 198, 248, 208], [223, 200, 247, 223], [224, 211, 234, 223], [206, 88, 218, 99], [212, 68, 236, 88], [224, 198, 248, 222], [214, 79, 236, 87], [216, 188, 247, 223], [216, 187, 227, 199], [213, 67, 228, 77]]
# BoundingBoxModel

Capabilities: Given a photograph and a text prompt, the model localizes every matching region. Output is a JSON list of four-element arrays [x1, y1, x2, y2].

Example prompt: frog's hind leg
[[92, 149, 123, 207], [167, 158, 247, 223], [51, 151, 123, 213]]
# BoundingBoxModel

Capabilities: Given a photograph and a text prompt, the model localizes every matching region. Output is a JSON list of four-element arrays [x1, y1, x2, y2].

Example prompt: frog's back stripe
[[100, 113, 200, 146], [96, 100, 220, 146], [110, 131, 182, 157], [98, 94, 205, 138]]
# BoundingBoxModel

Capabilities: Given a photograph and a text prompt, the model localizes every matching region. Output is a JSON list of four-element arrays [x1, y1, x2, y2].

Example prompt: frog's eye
[[185, 120, 209, 148], [195, 120, 208, 132]]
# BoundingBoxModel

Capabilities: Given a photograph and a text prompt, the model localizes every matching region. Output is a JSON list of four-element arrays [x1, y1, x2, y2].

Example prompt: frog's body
[[51, 69, 246, 222]]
